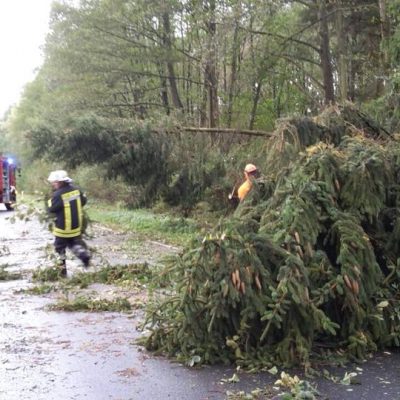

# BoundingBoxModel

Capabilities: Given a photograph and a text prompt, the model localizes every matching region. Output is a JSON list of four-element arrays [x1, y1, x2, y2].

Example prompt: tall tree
[[203, 0, 219, 128], [317, 0, 335, 104], [10, 0, 400, 139]]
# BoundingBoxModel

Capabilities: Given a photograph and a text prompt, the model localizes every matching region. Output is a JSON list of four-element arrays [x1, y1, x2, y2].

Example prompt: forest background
[[0, 0, 398, 211]]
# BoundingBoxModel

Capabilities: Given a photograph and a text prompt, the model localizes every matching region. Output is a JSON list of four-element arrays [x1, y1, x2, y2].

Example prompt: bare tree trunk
[[162, 12, 184, 110], [158, 64, 170, 115], [185, 56, 193, 117], [318, 0, 335, 104], [347, 21, 356, 101], [204, 0, 219, 128], [222, 38, 227, 94], [227, 2, 242, 128], [378, 0, 390, 64], [227, 21, 240, 128], [200, 68, 208, 126], [249, 81, 262, 130], [273, 81, 282, 118], [377, 0, 390, 96], [335, 0, 348, 101], [126, 76, 146, 118]]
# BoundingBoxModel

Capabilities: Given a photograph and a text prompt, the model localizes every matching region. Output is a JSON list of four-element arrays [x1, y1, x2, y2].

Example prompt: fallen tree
[[141, 103, 400, 367]]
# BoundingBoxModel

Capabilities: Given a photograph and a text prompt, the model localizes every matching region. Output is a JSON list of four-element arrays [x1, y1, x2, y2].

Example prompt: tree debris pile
[[142, 106, 400, 367]]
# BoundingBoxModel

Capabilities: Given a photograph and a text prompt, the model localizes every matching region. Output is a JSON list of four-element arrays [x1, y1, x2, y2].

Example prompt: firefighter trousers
[[54, 236, 91, 267]]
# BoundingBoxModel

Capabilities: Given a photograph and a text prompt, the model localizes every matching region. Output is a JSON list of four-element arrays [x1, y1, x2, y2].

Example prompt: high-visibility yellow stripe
[[77, 196, 83, 227], [53, 227, 81, 238], [62, 193, 80, 201], [64, 200, 72, 231], [53, 190, 82, 237], [61, 190, 80, 201]]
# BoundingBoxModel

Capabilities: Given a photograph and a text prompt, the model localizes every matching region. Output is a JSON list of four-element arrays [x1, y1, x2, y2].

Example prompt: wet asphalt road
[[1, 205, 400, 400]]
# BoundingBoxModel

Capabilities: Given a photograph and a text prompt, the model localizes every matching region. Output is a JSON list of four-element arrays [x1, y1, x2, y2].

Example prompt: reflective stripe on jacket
[[48, 185, 86, 238]]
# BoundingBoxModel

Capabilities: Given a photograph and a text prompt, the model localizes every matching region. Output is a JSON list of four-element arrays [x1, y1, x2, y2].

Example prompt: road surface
[[1, 205, 400, 400]]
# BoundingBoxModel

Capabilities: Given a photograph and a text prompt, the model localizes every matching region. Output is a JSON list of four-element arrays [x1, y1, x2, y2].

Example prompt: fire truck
[[0, 155, 17, 211]]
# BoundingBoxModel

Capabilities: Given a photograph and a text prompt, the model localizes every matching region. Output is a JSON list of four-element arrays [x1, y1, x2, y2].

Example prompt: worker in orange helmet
[[229, 163, 260, 205], [238, 164, 260, 201]]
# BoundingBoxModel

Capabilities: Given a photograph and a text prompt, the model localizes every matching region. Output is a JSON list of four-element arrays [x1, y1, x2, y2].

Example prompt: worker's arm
[[47, 193, 63, 213], [80, 191, 87, 207]]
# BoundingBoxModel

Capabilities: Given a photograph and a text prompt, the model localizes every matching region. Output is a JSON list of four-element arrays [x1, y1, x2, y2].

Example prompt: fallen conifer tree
[[141, 103, 400, 368]]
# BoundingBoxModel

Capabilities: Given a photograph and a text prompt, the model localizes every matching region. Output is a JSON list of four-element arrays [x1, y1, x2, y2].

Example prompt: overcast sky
[[0, 0, 53, 117]]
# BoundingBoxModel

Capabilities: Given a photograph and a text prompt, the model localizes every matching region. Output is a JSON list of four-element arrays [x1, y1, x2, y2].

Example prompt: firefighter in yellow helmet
[[47, 170, 91, 277]]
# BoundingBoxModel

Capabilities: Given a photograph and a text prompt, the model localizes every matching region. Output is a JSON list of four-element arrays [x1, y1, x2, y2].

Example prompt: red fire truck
[[0, 155, 17, 211]]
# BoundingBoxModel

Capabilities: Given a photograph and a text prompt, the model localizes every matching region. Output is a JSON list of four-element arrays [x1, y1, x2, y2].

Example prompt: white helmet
[[47, 170, 72, 183]]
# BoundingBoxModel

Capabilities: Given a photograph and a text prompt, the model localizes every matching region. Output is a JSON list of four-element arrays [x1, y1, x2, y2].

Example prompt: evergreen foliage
[[142, 106, 400, 367], [162, 155, 227, 215], [29, 116, 171, 205], [106, 126, 170, 205]]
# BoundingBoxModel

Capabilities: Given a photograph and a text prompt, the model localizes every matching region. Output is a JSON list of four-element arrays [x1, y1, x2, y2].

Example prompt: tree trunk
[[377, 0, 390, 96], [227, 13, 241, 128], [249, 81, 262, 130], [200, 66, 208, 127], [162, 12, 184, 110], [335, 0, 348, 101], [158, 64, 170, 115], [126, 76, 146, 118], [204, 0, 219, 128], [378, 0, 390, 63], [318, 0, 335, 105]]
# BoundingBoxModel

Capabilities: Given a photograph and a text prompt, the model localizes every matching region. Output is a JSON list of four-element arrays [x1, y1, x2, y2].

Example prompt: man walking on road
[[47, 170, 91, 276]]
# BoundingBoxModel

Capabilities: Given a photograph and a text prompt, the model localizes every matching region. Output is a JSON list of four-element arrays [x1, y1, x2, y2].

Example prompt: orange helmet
[[244, 163, 257, 173]]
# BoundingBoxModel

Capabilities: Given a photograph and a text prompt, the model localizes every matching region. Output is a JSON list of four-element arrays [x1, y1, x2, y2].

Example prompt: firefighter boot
[[56, 253, 67, 277], [72, 243, 91, 269]]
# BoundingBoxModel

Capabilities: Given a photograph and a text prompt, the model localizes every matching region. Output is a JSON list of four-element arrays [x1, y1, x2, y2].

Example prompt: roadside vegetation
[[23, 263, 154, 312], [48, 296, 133, 312], [87, 202, 200, 247], [32, 263, 155, 287], [0, 265, 22, 281]]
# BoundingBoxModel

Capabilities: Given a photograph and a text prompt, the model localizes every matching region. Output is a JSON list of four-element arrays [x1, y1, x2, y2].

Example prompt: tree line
[[9, 0, 399, 129], [2, 0, 399, 206]]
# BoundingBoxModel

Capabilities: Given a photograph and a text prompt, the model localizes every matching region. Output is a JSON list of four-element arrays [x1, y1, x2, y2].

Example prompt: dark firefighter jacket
[[47, 184, 87, 238]]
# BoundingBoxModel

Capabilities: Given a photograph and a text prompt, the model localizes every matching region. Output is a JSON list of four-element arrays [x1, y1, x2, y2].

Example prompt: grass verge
[[87, 202, 199, 246]]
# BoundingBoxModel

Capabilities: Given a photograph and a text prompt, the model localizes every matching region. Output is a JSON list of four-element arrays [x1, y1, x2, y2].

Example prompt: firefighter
[[47, 170, 91, 276]]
